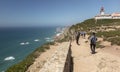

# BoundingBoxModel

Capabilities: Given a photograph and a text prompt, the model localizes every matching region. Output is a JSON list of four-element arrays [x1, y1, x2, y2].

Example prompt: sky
[[0, 0, 120, 27]]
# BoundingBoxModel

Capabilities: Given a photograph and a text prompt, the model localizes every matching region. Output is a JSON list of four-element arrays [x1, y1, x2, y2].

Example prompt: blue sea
[[0, 26, 58, 72]]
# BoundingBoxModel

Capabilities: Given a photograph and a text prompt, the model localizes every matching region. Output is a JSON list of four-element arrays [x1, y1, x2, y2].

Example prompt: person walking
[[80, 31, 83, 38], [83, 31, 86, 39], [89, 32, 97, 54], [76, 31, 80, 45]]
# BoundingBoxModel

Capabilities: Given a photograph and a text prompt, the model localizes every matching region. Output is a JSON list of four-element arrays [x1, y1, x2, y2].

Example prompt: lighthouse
[[95, 6, 120, 19], [100, 7, 105, 15]]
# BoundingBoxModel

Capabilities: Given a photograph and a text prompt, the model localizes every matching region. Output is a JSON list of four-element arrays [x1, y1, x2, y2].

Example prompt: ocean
[[0, 26, 58, 72]]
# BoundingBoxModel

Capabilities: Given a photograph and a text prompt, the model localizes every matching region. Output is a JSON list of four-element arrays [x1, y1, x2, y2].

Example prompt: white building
[[111, 13, 120, 19], [95, 7, 120, 20]]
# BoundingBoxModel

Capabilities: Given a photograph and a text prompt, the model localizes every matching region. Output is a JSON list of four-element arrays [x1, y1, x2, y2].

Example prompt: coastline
[[26, 26, 70, 72], [5, 26, 68, 72], [5, 19, 120, 72], [0, 27, 57, 72]]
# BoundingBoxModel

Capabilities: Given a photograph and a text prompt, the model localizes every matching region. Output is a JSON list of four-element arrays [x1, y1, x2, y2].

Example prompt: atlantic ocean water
[[0, 26, 58, 71]]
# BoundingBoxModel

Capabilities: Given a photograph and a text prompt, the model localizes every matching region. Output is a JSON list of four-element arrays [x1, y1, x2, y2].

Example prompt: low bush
[[96, 41, 105, 48], [107, 37, 120, 45]]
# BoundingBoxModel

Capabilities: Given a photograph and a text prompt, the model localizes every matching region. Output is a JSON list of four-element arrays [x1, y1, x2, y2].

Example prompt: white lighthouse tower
[[100, 7, 105, 15]]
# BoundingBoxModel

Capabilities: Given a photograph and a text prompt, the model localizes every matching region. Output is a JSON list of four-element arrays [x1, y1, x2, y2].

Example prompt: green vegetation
[[69, 18, 120, 46], [57, 35, 70, 43], [96, 41, 105, 48], [97, 30, 120, 38], [6, 42, 55, 72], [96, 30, 120, 45], [70, 19, 120, 31], [107, 37, 120, 45]]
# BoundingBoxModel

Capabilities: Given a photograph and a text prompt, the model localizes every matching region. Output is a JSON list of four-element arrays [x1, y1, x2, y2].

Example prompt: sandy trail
[[71, 36, 120, 72]]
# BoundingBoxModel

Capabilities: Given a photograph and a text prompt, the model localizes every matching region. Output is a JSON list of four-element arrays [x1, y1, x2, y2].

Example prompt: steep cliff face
[[54, 26, 72, 42]]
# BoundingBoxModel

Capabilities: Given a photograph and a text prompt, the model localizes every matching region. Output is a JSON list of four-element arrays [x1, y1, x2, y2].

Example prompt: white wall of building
[[95, 16, 112, 19], [112, 16, 120, 19]]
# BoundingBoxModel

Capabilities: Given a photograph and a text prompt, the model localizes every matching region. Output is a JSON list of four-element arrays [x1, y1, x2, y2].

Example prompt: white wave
[[34, 39, 39, 42], [20, 42, 25, 45], [25, 42, 29, 45], [20, 42, 30, 45], [56, 33, 62, 36], [4, 56, 15, 61], [45, 37, 51, 40]]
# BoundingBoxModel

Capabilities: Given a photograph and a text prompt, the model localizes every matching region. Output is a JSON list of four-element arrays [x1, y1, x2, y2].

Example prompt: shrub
[[107, 37, 120, 45]]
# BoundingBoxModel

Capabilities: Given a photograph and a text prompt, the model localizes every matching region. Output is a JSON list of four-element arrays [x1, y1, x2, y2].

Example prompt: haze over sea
[[0, 26, 58, 71]]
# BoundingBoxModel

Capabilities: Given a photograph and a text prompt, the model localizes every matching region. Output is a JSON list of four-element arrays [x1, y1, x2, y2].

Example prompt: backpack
[[91, 36, 96, 44]]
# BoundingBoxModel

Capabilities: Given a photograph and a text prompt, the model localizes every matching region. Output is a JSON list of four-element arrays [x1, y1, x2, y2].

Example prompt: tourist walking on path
[[80, 31, 83, 38], [83, 31, 86, 39], [75, 31, 80, 45], [89, 32, 97, 54], [80, 31, 86, 38]]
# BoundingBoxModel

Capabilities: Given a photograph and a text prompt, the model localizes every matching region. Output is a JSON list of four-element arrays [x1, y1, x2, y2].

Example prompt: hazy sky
[[0, 0, 120, 27]]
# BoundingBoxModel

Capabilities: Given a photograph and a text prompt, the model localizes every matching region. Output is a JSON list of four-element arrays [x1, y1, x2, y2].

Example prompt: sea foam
[[34, 39, 39, 42], [25, 42, 29, 45], [56, 33, 62, 36], [4, 56, 15, 61], [20, 42, 25, 45], [45, 37, 51, 40], [20, 42, 30, 45]]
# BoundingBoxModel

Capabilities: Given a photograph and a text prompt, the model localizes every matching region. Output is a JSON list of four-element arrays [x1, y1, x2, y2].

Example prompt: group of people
[[75, 31, 97, 54]]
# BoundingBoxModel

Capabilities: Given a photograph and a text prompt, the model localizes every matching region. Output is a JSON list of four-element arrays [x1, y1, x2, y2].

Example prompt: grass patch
[[96, 41, 105, 48], [70, 19, 120, 32], [96, 30, 120, 46], [107, 37, 120, 45], [57, 35, 70, 43]]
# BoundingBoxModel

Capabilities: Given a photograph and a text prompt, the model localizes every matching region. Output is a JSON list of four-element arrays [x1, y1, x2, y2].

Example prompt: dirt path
[[71, 36, 120, 72]]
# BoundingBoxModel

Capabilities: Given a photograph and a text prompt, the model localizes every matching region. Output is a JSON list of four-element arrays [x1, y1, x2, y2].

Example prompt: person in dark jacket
[[76, 31, 80, 45], [89, 32, 97, 54], [83, 31, 86, 39]]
